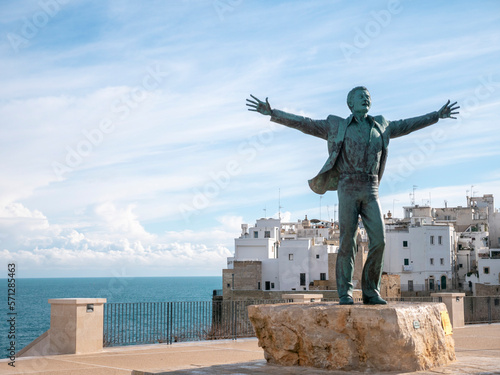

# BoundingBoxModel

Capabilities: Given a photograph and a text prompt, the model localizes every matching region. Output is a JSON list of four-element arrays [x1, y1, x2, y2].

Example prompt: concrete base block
[[248, 302, 455, 372]]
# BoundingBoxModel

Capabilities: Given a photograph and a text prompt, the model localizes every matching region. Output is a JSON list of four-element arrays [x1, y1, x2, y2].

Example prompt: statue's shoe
[[339, 296, 354, 305], [362, 295, 387, 305]]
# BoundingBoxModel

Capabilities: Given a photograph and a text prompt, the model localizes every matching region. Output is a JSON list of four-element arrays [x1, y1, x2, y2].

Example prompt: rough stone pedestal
[[248, 302, 455, 372]]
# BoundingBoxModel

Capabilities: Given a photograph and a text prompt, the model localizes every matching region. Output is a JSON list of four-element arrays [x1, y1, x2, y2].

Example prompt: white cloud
[[94, 202, 155, 241], [0, 202, 234, 277]]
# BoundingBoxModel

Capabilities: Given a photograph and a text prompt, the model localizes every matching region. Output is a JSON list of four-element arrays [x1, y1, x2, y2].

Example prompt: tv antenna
[[278, 188, 282, 220], [410, 185, 417, 206]]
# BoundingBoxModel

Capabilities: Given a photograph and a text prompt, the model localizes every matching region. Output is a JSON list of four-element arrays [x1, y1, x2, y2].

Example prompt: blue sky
[[1, 0, 499, 277]]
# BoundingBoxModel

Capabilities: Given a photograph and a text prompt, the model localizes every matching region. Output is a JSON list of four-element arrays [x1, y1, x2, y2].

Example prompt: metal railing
[[103, 296, 499, 347], [104, 301, 212, 346], [103, 299, 283, 347]]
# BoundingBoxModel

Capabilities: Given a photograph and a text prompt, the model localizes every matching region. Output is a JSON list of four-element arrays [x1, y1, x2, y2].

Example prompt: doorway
[[440, 275, 447, 290]]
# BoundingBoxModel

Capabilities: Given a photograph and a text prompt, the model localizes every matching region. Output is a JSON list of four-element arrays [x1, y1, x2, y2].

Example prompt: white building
[[384, 195, 500, 293], [464, 249, 500, 289], [489, 211, 500, 248], [384, 217, 456, 292], [226, 217, 338, 291]]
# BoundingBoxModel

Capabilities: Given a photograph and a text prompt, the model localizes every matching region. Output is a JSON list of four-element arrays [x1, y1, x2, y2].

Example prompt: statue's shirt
[[269, 108, 439, 193], [336, 116, 383, 176]]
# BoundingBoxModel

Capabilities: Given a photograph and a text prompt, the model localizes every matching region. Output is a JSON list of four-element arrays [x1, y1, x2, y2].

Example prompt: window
[[404, 258, 409, 266], [440, 258, 444, 265], [258, 282, 261, 290], [430, 258, 434, 265], [403, 240, 408, 248], [300, 273, 306, 286], [264, 231, 271, 238], [289, 254, 294, 261], [484, 267, 490, 274], [430, 236, 435, 245], [438, 236, 443, 245], [459, 263, 463, 268], [253, 231, 258, 238], [271, 282, 275, 289], [320, 273, 326, 281], [316, 254, 320, 259]]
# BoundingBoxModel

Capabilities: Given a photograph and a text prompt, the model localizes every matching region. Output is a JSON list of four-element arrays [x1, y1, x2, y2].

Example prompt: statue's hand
[[246, 95, 272, 116], [438, 100, 460, 119]]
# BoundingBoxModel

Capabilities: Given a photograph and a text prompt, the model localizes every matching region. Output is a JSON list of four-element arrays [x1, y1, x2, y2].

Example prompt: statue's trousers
[[336, 174, 386, 299]]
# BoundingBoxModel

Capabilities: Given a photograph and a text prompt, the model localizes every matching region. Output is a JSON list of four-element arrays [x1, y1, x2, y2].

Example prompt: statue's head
[[347, 86, 371, 114]]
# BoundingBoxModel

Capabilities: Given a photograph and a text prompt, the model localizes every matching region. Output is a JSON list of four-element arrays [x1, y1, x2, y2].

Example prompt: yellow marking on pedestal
[[440, 310, 453, 336]]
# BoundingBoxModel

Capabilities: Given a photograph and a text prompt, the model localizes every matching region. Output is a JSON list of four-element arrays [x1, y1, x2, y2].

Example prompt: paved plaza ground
[[1, 323, 499, 374]]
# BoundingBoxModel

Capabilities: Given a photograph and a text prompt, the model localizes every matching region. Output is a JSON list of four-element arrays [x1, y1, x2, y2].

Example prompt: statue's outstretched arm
[[246, 94, 330, 140], [246, 95, 272, 116], [437, 100, 460, 119], [388, 99, 460, 139]]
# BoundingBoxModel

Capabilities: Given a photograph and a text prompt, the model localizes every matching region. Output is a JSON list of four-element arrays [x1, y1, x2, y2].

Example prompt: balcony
[[402, 265, 413, 272]]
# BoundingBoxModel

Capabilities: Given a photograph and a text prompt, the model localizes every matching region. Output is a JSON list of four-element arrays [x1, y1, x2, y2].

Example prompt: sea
[[0, 276, 221, 359]]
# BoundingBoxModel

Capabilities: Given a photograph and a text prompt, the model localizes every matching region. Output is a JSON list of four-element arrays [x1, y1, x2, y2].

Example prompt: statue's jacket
[[270, 109, 440, 194]]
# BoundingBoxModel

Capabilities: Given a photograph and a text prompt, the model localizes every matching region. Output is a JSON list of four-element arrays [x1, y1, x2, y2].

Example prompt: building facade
[[224, 217, 339, 295], [384, 218, 455, 292]]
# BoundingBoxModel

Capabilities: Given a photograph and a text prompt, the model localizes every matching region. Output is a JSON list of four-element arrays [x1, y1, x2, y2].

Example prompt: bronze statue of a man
[[247, 87, 459, 305]]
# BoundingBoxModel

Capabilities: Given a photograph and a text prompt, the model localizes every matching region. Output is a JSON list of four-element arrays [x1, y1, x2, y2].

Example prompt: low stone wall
[[223, 289, 363, 301], [224, 274, 399, 301], [18, 298, 106, 357], [475, 283, 500, 296]]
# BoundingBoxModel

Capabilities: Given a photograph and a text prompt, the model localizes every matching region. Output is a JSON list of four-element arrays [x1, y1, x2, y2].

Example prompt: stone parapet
[[431, 292, 465, 328], [17, 298, 106, 357], [248, 302, 455, 372]]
